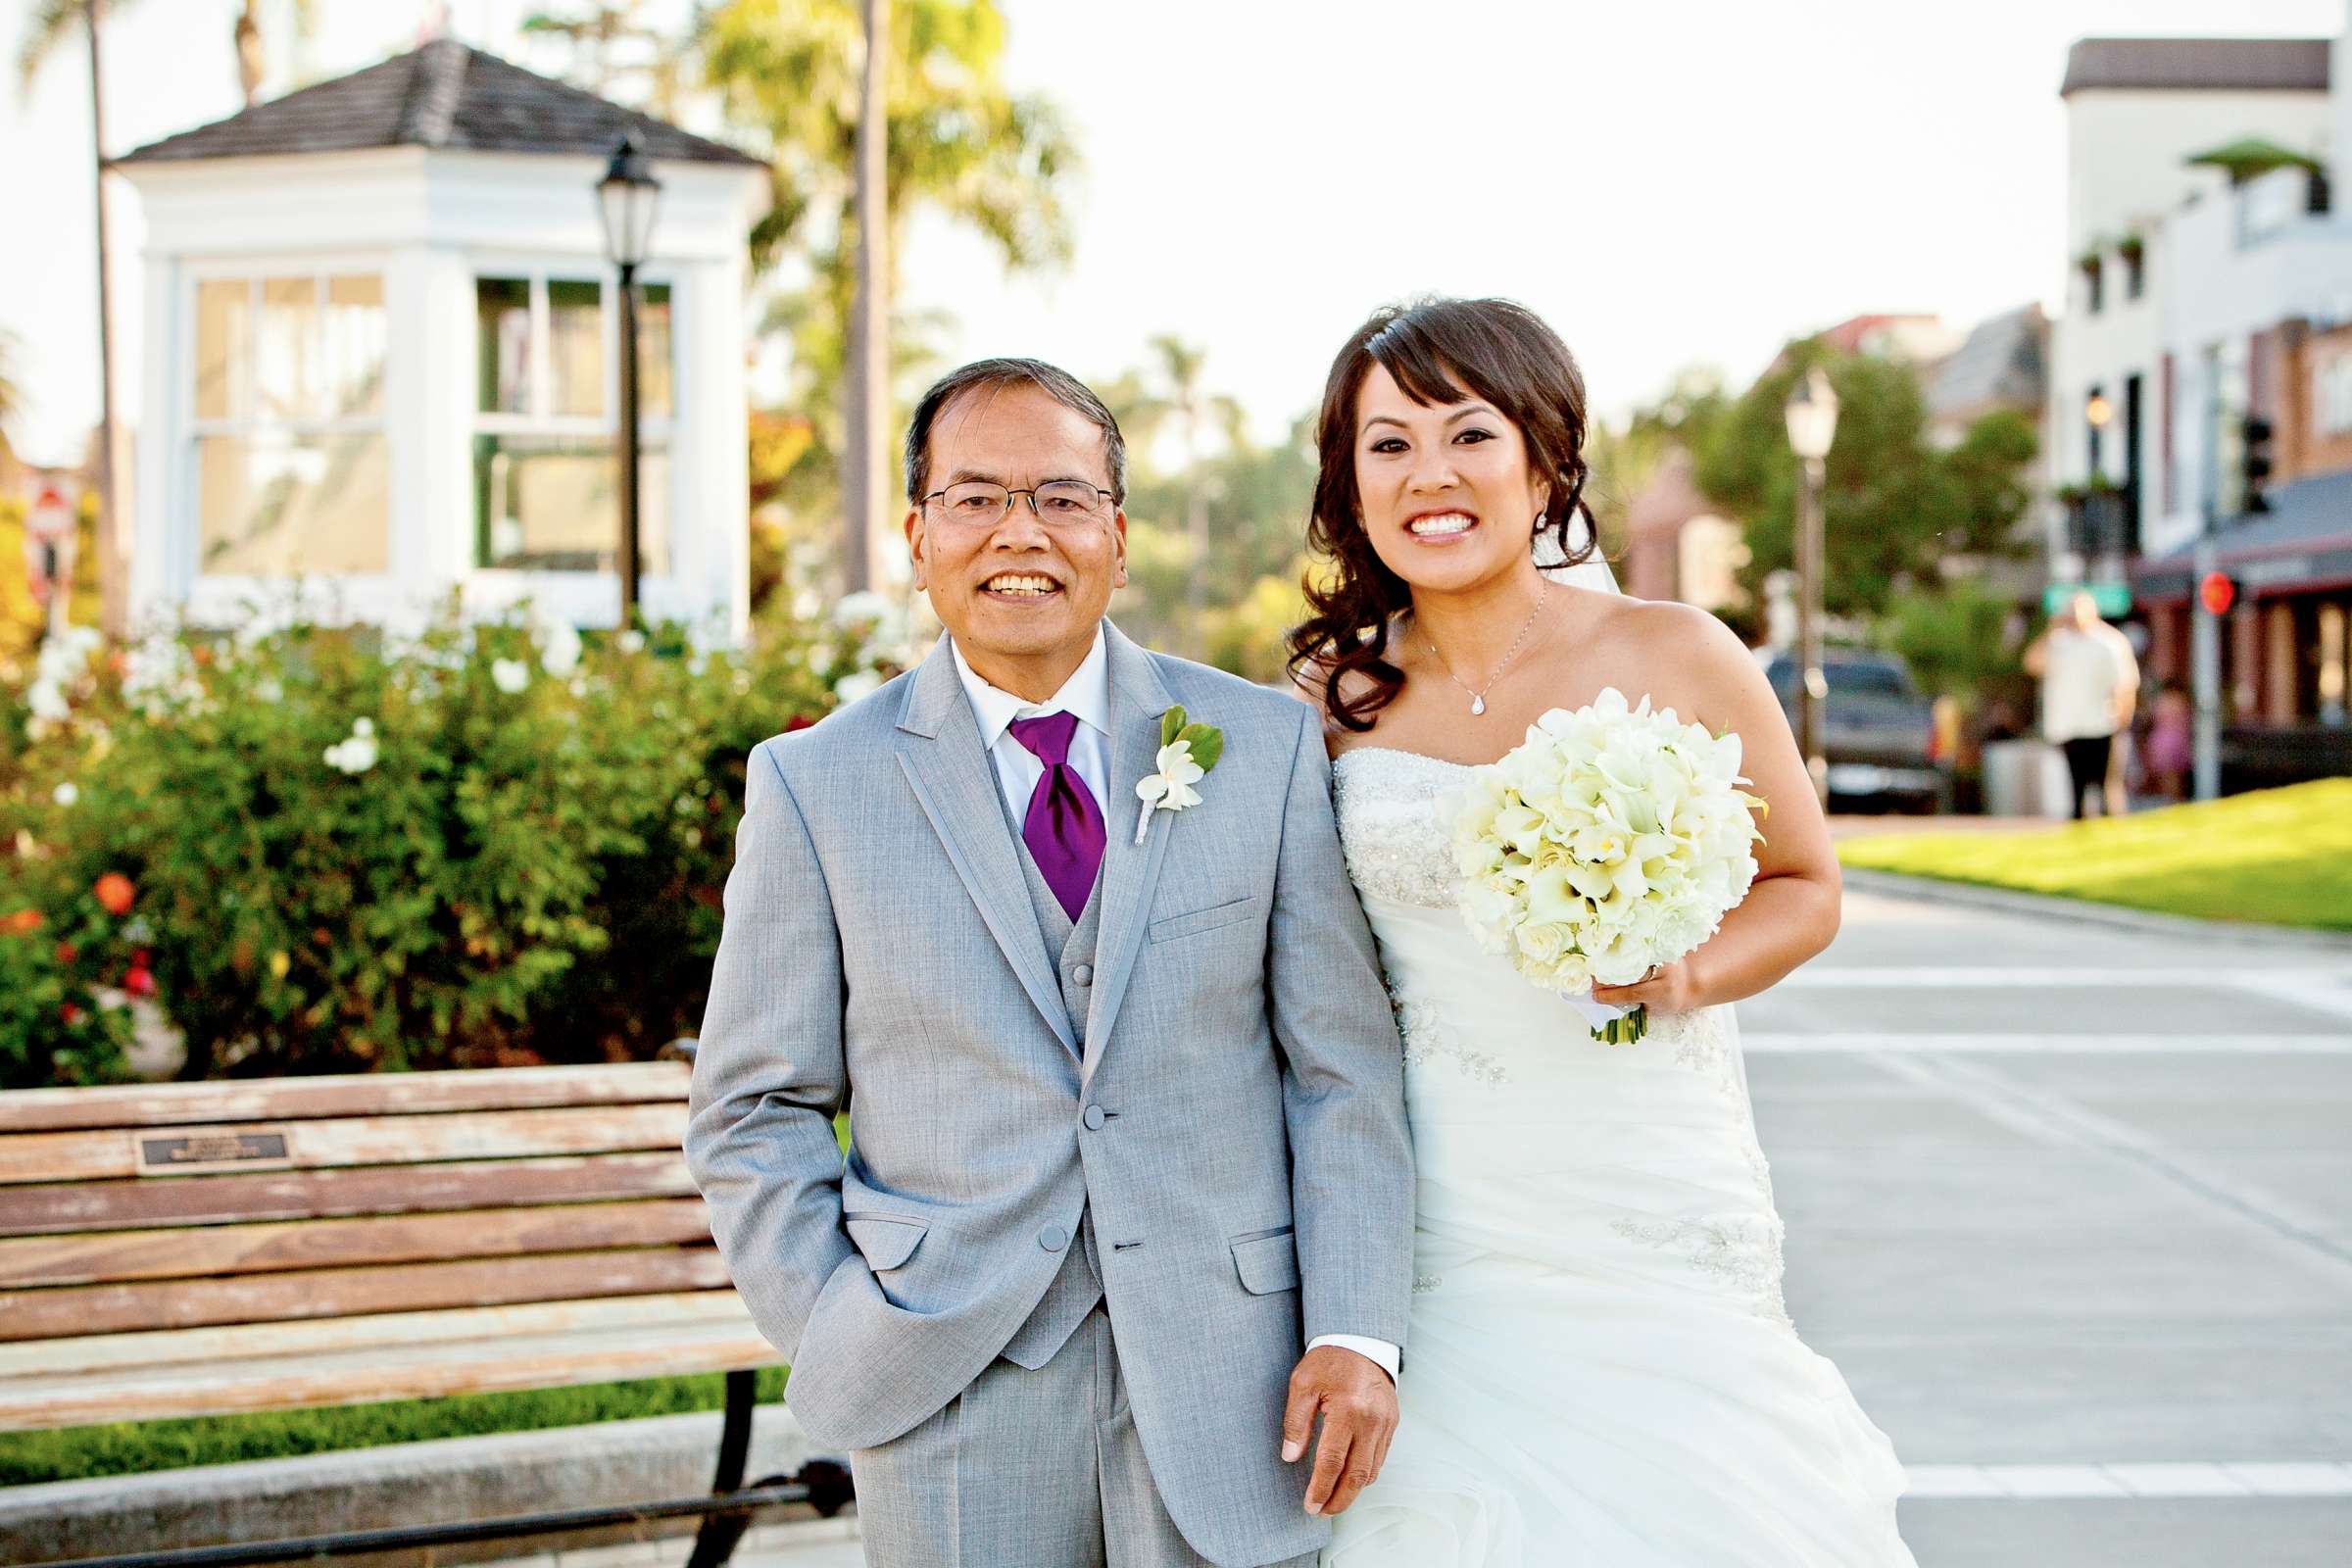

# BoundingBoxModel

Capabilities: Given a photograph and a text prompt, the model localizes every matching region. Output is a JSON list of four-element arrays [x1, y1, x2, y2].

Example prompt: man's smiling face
[[906, 381, 1128, 700]]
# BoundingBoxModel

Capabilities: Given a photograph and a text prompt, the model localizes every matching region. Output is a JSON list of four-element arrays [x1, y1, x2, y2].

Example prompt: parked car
[[1757, 649, 1952, 813]]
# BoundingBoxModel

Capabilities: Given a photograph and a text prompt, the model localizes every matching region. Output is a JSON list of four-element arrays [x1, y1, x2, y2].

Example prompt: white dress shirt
[[950, 627, 1400, 1383]]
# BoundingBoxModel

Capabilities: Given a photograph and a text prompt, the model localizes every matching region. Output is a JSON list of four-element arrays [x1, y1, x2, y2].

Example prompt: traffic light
[[2241, 415, 2275, 514], [2199, 570, 2238, 616]]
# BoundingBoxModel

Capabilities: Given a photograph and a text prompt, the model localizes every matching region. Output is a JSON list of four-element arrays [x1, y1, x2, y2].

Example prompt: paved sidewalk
[[1748, 884, 2352, 1566]]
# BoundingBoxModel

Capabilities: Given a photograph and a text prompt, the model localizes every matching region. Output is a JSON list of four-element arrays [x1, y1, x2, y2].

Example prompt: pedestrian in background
[[2024, 592, 2139, 819], [2144, 684, 2193, 803]]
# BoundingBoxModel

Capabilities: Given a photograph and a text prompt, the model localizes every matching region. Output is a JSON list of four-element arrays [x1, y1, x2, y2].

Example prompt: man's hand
[[1279, 1344, 1397, 1517]]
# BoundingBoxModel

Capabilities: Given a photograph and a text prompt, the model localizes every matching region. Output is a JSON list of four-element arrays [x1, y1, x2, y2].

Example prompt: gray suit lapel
[[1080, 623, 1179, 1087], [894, 635, 1078, 1057]]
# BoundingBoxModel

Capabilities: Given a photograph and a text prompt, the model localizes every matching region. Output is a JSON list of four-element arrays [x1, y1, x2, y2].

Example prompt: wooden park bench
[[0, 1054, 850, 1568]]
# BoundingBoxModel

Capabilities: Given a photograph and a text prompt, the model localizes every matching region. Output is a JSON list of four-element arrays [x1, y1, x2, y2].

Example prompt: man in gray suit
[[685, 358, 1414, 1566]]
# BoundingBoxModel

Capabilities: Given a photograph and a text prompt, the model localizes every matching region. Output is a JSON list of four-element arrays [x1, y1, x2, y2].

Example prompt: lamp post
[[1784, 367, 1839, 805], [598, 132, 662, 628]]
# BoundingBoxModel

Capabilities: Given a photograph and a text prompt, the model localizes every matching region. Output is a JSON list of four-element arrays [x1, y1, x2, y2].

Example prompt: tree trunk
[[840, 0, 889, 594], [89, 0, 126, 639]]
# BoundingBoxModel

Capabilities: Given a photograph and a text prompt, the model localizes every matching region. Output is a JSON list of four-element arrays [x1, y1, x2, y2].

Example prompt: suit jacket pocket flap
[[844, 1214, 928, 1271], [1230, 1231, 1299, 1295], [1149, 896, 1259, 945]]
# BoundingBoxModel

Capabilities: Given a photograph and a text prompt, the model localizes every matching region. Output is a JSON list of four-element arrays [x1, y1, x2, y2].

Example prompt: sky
[[0, 0, 2345, 466]]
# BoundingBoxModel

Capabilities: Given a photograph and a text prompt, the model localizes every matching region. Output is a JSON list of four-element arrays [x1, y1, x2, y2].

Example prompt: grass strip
[[1837, 778, 2352, 931], [0, 1365, 789, 1488]]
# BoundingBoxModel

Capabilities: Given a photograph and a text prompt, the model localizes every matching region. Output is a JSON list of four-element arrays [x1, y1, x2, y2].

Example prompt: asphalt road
[[1746, 885, 2352, 1567]]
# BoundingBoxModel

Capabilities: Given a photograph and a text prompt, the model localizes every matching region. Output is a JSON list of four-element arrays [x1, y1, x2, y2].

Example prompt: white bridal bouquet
[[1451, 688, 1767, 1046]]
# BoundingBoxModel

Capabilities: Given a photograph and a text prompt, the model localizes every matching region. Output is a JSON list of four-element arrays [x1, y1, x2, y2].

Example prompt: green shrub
[[0, 599, 902, 1082]]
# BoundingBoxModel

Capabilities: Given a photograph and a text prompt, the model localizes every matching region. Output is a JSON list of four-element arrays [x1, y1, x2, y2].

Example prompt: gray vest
[[996, 799, 1107, 1370]]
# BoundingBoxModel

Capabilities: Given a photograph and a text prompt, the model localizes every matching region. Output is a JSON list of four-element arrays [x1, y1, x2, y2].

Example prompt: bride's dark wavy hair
[[1286, 297, 1600, 732]]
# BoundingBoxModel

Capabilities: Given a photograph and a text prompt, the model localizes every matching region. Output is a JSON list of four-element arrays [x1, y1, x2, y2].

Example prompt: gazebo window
[[471, 271, 674, 574], [191, 272, 389, 576]]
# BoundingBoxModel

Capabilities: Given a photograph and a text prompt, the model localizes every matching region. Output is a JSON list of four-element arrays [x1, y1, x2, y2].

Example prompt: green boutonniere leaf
[[1178, 722, 1223, 772], [1160, 706, 1188, 748]]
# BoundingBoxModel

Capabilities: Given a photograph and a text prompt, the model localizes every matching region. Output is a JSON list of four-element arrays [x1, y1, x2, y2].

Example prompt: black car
[[1758, 649, 1951, 812]]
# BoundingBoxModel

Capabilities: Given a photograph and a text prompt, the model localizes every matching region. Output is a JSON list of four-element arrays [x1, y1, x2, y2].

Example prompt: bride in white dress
[[1289, 299, 1915, 1566]]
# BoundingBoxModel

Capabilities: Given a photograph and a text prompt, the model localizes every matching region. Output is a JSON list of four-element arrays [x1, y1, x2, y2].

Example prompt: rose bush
[[0, 598, 906, 1084]]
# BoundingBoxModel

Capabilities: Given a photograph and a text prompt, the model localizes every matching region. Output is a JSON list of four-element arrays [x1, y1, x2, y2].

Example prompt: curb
[[1, 1405, 843, 1567], [1838, 867, 2352, 954]]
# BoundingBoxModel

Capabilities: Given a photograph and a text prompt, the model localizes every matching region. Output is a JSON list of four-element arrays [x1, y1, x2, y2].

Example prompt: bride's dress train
[[1324, 746, 1915, 1567]]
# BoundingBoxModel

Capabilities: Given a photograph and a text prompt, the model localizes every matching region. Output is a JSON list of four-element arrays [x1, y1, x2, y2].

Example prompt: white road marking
[[1902, 1460, 2352, 1499], [1742, 1033, 2352, 1054], [1786, 966, 2352, 993]]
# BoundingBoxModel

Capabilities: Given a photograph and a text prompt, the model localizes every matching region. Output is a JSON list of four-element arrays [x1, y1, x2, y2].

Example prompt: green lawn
[[0, 1365, 788, 1488], [1837, 778, 2352, 932]]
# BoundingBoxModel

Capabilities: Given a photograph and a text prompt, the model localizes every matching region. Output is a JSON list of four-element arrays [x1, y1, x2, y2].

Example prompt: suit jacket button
[[1039, 1225, 1070, 1252], [1072, 963, 1094, 986], [1083, 1104, 1106, 1131]]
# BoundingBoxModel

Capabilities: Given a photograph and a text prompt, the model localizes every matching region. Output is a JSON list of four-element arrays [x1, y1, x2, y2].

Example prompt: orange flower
[[94, 873, 135, 916], [2, 908, 42, 935]]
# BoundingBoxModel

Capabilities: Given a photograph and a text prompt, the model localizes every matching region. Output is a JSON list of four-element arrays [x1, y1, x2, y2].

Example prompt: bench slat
[[0, 1198, 714, 1288], [0, 1315, 781, 1431], [0, 1246, 731, 1342], [0, 1103, 689, 1186], [0, 1063, 690, 1133], [0, 1151, 697, 1237], [0, 1290, 753, 1379]]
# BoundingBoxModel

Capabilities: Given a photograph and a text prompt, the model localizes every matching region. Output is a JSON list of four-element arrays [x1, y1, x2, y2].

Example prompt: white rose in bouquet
[[1451, 688, 1765, 1045]]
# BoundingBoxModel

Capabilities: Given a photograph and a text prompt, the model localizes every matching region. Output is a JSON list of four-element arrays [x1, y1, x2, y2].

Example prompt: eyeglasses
[[919, 480, 1118, 525]]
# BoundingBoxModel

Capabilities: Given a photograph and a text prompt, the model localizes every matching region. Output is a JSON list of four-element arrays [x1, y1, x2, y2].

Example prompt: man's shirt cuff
[[1307, 1333, 1399, 1381]]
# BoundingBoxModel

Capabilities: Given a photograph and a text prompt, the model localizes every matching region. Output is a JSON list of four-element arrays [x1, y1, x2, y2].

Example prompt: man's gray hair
[[904, 357, 1128, 505]]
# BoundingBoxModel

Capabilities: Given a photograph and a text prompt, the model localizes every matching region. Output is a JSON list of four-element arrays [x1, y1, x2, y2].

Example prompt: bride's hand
[[1590, 956, 1698, 1016]]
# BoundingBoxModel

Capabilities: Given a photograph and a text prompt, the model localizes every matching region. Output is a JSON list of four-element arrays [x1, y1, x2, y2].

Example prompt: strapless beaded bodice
[[1330, 747, 1472, 910]]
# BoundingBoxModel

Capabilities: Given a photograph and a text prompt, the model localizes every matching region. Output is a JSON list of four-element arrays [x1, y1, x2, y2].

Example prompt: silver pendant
[[1470, 694, 1486, 715]]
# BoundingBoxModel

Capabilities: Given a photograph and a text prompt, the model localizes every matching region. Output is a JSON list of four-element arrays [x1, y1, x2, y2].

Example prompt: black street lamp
[[1784, 366, 1839, 804], [598, 131, 662, 628]]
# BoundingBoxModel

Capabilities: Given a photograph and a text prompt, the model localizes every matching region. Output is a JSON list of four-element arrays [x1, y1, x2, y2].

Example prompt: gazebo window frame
[[467, 261, 681, 578], [180, 259, 394, 585]]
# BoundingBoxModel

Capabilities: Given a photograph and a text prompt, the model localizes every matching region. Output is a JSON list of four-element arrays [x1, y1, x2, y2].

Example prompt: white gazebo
[[117, 38, 769, 640]]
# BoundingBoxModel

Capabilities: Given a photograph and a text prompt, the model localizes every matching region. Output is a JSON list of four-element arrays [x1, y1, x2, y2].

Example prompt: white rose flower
[[52, 782, 79, 808], [491, 659, 531, 694], [617, 630, 648, 656]]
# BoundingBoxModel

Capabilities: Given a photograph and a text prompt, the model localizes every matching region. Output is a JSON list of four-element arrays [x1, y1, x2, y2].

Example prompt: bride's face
[[1352, 363, 1550, 596]]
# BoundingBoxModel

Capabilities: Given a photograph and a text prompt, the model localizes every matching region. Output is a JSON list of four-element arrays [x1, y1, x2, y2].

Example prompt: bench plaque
[[135, 1128, 293, 1173]]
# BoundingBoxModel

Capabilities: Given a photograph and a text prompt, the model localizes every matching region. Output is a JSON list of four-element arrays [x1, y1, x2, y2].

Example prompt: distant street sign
[[2042, 581, 2132, 616], [25, 483, 75, 543]]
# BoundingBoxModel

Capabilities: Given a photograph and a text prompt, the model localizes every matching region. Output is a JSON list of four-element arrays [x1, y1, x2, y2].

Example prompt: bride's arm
[[1591, 605, 1841, 1014]]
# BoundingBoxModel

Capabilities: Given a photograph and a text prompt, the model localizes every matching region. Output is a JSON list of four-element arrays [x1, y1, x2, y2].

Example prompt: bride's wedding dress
[[1323, 746, 1915, 1567]]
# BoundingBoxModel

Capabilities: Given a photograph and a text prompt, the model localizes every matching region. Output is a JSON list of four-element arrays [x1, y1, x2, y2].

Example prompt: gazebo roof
[[119, 36, 763, 169]]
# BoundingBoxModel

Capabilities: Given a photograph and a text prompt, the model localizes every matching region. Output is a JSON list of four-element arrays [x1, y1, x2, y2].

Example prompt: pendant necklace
[[1422, 581, 1548, 716]]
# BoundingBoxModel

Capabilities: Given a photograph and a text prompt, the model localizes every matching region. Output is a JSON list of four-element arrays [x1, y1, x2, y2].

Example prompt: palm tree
[[698, 0, 1081, 590], [1115, 336, 1245, 659], [18, 0, 317, 634], [521, 0, 685, 114]]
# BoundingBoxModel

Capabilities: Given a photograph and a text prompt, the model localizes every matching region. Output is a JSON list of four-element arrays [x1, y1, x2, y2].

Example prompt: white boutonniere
[[1133, 705, 1224, 844]]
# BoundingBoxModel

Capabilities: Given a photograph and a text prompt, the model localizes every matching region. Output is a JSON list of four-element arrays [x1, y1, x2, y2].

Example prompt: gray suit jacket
[[685, 622, 1413, 1567]]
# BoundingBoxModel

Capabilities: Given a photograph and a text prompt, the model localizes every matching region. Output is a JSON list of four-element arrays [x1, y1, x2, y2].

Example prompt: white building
[[115, 38, 768, 640], [2047, 34, 2331, 583]]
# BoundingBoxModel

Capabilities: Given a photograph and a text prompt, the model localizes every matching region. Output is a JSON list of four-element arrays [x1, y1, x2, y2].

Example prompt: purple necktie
[[1006, 710, 1105, 922]]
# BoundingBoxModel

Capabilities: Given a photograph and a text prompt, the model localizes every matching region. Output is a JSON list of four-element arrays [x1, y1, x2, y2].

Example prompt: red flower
[[2, 908, 41, 936], [94, 873, 135, 916], [55, 942, 77, 964], [60, 1003, 85, 1026], [785, 715, 816, 732], [124, 965, 156, 999]]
